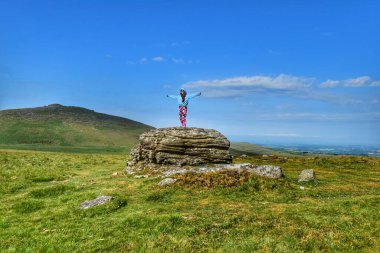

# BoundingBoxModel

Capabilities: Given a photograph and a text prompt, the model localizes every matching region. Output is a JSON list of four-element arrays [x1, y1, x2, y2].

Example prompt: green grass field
[[1, 149, 379, 252]]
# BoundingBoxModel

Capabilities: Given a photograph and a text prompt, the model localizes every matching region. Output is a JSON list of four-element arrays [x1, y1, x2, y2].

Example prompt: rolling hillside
[[0, 104, 153, 152]]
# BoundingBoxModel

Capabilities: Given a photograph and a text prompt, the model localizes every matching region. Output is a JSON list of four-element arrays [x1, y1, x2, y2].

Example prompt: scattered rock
[[241, 154, 248, 158], [300, 186, 305, 190], [245, 164, 284, 179], [127, 127, 232, 168], [80, 196, 113, 209], [298, 169, 316, 182], [157, 178, 177, 186], [162, 163, 284, 179], [112, 172, 119, 176]]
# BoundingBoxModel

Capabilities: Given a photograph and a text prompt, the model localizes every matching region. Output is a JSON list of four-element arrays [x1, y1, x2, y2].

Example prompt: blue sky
[[1, 0, 379, 145]]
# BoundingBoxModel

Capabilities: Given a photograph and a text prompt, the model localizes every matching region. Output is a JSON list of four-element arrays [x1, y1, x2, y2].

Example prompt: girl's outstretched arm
[[187, 92, 201, 99], [167, 95, 178, 99]]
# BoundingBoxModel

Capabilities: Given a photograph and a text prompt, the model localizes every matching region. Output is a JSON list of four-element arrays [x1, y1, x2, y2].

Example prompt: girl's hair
[[180, 89, 186, 102]]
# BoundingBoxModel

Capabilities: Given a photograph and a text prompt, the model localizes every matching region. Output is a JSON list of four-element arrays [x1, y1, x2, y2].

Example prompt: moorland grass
[[0, 150, 379, 252]]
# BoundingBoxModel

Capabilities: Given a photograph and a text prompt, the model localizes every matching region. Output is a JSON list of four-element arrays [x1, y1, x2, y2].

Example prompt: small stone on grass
[[80, 196, 113, 209], [157, 178, 177, 186], [298, 169, 316, 182]]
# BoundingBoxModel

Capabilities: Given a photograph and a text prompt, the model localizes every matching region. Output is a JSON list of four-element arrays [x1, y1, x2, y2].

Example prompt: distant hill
[[230, 142, 296, 156], [0, 104, 153, 152]]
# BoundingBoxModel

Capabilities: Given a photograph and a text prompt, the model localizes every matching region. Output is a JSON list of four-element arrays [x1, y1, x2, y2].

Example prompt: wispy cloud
[[343, 76, 371, 87], [152, 56, 165, 62], [171, 58, 185, 64], [185, 74, 314, 90], [320, 79, 339, 88], [184, 74, 315, 98], [133, 56, 193, 64], [319, 76, 378, 88], [184, 74, 380, 101]]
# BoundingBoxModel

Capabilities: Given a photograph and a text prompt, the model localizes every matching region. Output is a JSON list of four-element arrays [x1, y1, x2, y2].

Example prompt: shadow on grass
[[29, 185, 76, 198], [12, 200, 45, 214]]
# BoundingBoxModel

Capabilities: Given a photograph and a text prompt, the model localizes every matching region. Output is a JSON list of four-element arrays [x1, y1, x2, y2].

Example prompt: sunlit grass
[[1, 149, 379, 252]]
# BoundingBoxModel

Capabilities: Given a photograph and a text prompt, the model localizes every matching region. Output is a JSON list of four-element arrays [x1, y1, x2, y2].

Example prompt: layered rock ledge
[[127, 127, 232, 168], [125, 127, 285, 181]]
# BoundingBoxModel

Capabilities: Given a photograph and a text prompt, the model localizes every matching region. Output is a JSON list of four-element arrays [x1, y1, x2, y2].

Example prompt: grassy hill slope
[[0, 104, 153, 152]]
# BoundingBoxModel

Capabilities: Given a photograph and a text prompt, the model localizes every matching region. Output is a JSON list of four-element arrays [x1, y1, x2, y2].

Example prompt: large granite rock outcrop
[[125, 127, 285, 181], [127, 127, 232, 167]]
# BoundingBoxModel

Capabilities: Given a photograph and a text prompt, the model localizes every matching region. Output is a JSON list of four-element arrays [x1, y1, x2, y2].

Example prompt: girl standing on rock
[[167, 88, 201, 127]]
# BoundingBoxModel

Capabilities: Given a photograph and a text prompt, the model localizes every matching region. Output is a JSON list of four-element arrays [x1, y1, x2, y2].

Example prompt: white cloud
[[343, 76, 371, 87], [185, 74, 314, 90], [184, 74, 315, 98], [185, 74, 380, 94], [132, 56, 194, 65], [320, 80, 340, 88], [185, 74, 380, 99], [320, 76, 380, 88], [152, 56, 165, 62], [199, 89, 249, 98], [171, 58, 185, 64], [370, 81, 380, 87]]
